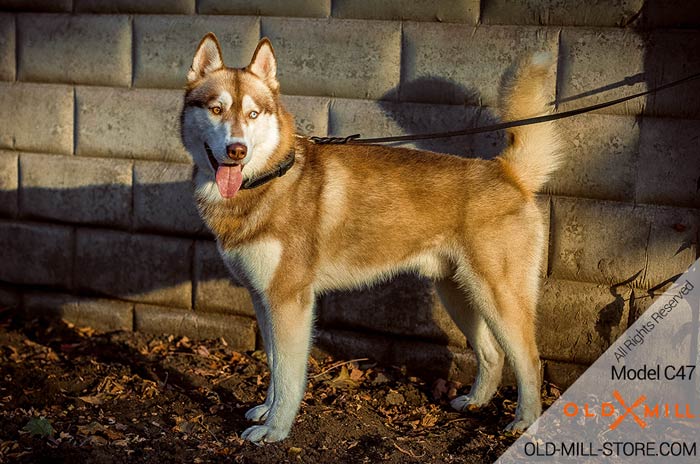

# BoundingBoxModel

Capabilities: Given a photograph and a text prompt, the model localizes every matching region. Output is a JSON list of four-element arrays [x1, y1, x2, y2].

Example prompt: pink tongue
[[215, 165, 243, 198]]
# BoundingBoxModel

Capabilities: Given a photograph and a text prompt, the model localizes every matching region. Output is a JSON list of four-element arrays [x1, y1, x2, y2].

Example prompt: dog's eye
[[249, 111, 259, 119], [210, 106, 222, 115]]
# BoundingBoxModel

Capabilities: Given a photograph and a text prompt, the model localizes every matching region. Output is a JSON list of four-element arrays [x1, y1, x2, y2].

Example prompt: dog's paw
[[450, 394, 488, 412], [245, 403, 271, 422], [504, 417, 534, 433], [241, 425, 289, 444]]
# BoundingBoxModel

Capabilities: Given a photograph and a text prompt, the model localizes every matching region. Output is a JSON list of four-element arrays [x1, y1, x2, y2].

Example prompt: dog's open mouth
[[207, 147, 243, 199]]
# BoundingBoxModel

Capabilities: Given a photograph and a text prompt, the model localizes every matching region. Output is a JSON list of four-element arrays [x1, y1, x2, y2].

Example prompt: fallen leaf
[[349, 368, 363, 382], [77, 326, 96, 337], [329, 366, 358, 389], [78, 395, 104, 405], [196, 345, 210, 357], [77, 422, 103, 436], [22, 417, 54, 438], [420, 413, 438, 428]]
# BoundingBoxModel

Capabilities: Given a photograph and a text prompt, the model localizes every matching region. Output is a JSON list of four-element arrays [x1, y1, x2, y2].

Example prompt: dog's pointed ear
[[188, 33, 224, 83], [248, 38, 278, 91]]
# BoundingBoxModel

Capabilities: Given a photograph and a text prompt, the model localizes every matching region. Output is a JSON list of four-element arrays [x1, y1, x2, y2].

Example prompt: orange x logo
[[609, 390, 647, 430]]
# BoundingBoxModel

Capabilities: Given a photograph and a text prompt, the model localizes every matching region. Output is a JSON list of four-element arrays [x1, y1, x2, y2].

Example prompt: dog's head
[[181, 33, 284, 199]]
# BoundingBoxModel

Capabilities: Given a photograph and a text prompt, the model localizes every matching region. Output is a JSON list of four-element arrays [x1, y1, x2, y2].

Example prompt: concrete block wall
[[0, 0, 699, 389]]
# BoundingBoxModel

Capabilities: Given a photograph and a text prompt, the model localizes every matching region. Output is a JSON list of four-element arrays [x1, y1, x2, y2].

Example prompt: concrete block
[[482, 0, 644, 26], [642, 205, 699, 290], [133, 161, 207, 235], [641, 1, 700, 28], [75, 229, 193, 308], [537, 278, 631, 364], [24, 292, 133, 331], [0, 82, 73, 155], [544, 114, 640, 202], [331, 0, 479, 24], [198, 0, 330, 17], [134, 304, 256, 350], [316, 329, 398, 370], [321, 274, 465, 346], [558, 28, 646, 116], [281, 95, 329, 136], [75, 0, 195, 13], [389, 339, 480, 384], [0, 285, 21, 310], [0, 14, 14, 81], [0, 220, 73, 287], [0, 0, 71, 12], [0, 150, 18, 217], [536, 194, 551, 277], [133, 15, 260, 88], [550, 197, 699, 289], [544, 360, 589, 391], [402, 23, 558, 106], [644, 31, 700, 119], [20, 152, 132, 227], [76, 86, 190, 163], [550, 197, 646, 287], [636, 117, 700, 208], [17, 14, 131, 87], [261, 17, 401, 100], [193, 240, 254, 317]]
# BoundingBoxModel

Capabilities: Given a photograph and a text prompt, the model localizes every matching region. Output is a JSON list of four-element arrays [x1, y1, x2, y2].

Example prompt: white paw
[[245, 403, 271, 422], [450, 394, 488, 412], [240, 424, 289, 444], [504, 417, 534, 433]]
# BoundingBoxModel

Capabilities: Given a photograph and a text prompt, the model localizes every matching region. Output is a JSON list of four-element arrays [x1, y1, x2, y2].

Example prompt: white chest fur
[[218, 239, 283, 293]]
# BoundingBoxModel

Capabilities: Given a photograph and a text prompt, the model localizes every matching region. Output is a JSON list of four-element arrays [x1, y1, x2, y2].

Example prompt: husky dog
[[180, 33, 560, 444]]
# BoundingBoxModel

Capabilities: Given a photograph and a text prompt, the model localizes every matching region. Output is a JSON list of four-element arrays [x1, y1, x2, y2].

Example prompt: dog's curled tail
[[498, 52, 561, 193]]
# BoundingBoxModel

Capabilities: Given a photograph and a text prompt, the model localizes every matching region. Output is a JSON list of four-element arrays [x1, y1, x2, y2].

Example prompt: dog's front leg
[[245, 292, 275, 422], [240, 288, 314, 444]]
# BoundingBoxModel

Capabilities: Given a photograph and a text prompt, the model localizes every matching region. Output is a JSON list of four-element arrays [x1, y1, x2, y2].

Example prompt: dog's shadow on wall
[[376, 77, 507, 160]]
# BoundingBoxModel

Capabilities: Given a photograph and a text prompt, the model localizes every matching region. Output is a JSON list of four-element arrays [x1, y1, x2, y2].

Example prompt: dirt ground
[[0, 307, 559, 463]]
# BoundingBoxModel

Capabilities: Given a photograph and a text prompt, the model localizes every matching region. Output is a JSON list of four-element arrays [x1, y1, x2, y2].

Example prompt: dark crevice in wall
[[189, 240, 197, 310], [129, 14, 135, 89], [12, 13, 17, 82], [72, 86, 77, 155]]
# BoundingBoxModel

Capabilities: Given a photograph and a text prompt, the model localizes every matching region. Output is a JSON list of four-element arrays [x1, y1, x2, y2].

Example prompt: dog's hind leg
[[240, 287, 315, 443], [452, 265, 541, 432], [435, 278, 504, 409], [245, 291, 275, 422]]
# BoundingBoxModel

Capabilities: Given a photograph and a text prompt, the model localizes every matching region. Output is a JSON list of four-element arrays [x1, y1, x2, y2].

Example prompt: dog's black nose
[[226, 143, 247, 161]]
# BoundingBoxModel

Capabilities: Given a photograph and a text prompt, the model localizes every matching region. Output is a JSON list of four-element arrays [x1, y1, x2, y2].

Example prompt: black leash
[[309, 72, 700, 145]]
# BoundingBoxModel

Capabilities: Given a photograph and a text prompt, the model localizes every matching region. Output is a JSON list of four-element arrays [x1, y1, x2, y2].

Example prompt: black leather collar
[[204, 143, 296, 190]]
